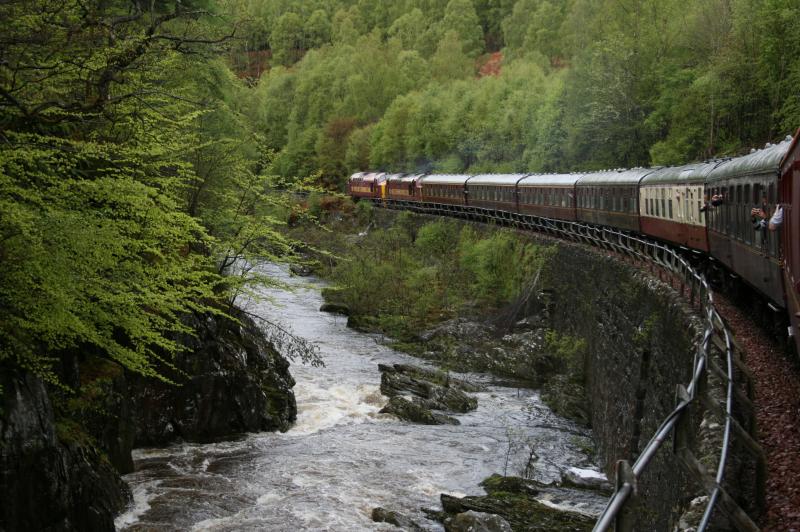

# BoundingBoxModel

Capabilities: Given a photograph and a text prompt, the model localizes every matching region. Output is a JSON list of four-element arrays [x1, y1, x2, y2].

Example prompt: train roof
[[419, 174, 471, 185], [390, 173, 425, 182], [641, 161, 723, 185], [576, 168, 655, 186], [350, 172, 387, 183], [518, 173, 581, 186], [780, 132, 800, 176], [467, 174, 529, 186], [707, 139, 793, 181], [384, 173, 417, 183]]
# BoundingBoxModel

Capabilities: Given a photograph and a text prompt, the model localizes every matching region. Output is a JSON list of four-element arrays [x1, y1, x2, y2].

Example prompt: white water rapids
[[117, 264, 605, 531]]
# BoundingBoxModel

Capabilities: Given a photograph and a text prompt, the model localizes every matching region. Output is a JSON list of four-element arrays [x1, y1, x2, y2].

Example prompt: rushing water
[[117, 264, 605, 531]]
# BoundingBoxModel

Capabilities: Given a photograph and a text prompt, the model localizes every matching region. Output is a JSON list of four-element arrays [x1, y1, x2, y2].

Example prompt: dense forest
[[227, 0, 800, 186], [2, 0, 799, 385]]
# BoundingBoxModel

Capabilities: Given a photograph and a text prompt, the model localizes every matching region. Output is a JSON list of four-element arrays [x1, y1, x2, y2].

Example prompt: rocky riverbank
[[369, 360, 607, 529], [0, 309, 297, 531]]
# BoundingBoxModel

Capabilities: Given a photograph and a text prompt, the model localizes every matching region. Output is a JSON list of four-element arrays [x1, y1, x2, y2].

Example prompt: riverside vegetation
[[295, 201, 590, 424]]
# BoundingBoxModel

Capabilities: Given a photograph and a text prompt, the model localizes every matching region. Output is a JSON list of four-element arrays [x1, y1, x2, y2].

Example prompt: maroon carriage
[[576, 169, 653, 232], [419, 174, 470, 207], [517, 173, 580, 220]]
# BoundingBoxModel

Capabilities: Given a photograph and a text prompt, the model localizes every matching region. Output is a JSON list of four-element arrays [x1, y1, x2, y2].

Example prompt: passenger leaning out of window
[[700, 193, 725, 212], [751, 196, 770, 232]]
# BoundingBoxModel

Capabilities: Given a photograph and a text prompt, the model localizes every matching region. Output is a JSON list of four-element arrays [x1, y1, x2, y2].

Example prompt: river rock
[[380, 396, 460, 425], [289, 263, 312, 276], [440, 491, 594, 531], [561, 467, 612, 493], [480, 474, 541, 496], [379, 364, 478, 413], [420, 318, 494, 343], [391, 364, 483, 392], [445, 510, 513, 532], [0, 370, 131, 531], [319, 302, 350, 315], [131, 310, 297, 446], [371, 507, 425, 530]]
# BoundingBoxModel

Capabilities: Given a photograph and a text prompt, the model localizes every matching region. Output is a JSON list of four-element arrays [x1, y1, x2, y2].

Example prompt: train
[[348, 131, 800, 353]]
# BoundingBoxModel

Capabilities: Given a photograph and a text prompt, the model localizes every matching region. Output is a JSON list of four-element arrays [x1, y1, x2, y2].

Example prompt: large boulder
[[0, 369, 131, 531], [371, 507, 425, 531], [445, 510, 512, 532], [379, 364, 478, 413], [380, 396, 460, 425], [440, 492, 594, 531], [131, 311, 297, 446]]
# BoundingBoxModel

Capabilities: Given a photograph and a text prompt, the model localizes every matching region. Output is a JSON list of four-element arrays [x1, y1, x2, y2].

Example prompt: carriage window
[[745, 184, 751, 206], [736, 185, 742, 204], [752, 183, 760, 204], [668, 198, 673, 219], [768, 183, 775, 204]]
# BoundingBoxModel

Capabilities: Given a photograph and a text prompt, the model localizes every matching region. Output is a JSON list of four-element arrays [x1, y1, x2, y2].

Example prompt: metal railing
[[376, 199, 764, 531]]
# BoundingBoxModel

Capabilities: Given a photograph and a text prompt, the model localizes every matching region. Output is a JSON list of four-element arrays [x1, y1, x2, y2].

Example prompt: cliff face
[[0, 310, 296, 531], [131, 310, 297, 446], [0, 370, 130, 531]]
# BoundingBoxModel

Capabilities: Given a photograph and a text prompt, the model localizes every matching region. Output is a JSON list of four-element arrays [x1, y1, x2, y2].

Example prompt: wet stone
[[379, 364, 478, 414], [445, 510, 512, 532], [380, 396, 460, 425], [371, 507, 425, 531]]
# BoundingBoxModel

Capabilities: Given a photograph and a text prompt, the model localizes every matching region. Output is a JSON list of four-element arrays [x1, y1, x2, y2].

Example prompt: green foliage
[[354, 199, 374, 224], [542, 330, 587, 375], [442, 0, 486, 59], [233, 0, 799, 180], [272, 12, 305, 66], [331, 215, 553, 337], [0, 1, 301, 384], [458, 230, 546, 306]]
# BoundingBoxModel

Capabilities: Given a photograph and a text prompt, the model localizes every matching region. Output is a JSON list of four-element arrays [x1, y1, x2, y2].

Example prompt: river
[[116, 264, 604, 531]]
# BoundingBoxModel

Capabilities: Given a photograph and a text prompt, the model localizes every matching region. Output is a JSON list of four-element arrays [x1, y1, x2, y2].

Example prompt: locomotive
[[349, 131, 800, 353]]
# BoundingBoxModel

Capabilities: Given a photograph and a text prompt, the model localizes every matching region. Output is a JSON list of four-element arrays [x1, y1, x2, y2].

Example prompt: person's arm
[[769, 205, 784, 231]]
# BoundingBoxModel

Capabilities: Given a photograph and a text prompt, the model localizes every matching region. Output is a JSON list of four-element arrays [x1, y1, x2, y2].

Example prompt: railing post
[[614, 460, 637, 532]]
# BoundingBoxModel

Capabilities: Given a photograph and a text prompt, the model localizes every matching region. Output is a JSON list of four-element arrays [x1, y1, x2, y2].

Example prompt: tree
[[431, 30, 476, 80], [0, 0, 238, 381], [442, 0, 486, 58], [388, 8, 427, 51], [272, 12, 305, 65], [306, 9, 332, 48]]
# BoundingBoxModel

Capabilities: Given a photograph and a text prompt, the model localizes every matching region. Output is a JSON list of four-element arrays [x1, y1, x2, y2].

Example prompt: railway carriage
[[349, 130, 800, 355], [639, 162, 721, 252], [419, 174, 470, 207], [348, 172, 388, 200], [576, 169, 654, 232], [705, 140, 791, 305], [466, 174, 528, 212], [517, 174, 580, 220], [780, 133, 800, 343], [387, 173, 424, 202]]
